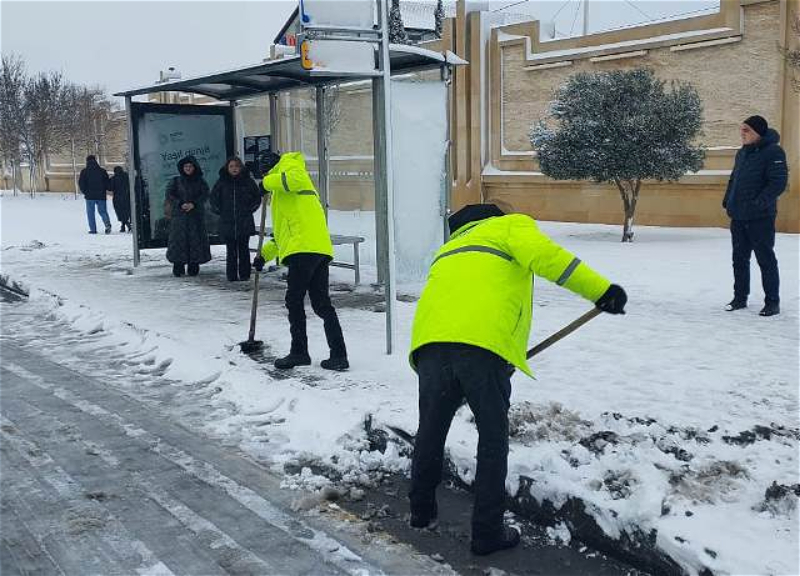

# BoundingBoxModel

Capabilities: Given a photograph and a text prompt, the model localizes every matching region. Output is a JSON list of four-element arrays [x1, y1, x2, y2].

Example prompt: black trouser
[[410, 343, 511, 541], [225, 236, 251, 281], [284, 253, 347, 358], [731, 217, 780, 304]]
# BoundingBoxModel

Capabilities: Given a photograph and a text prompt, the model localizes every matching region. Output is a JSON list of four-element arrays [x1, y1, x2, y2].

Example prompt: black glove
[[253, 255, 265, 272], [595, 284, 627, 315], [257, 150, 281, 179]]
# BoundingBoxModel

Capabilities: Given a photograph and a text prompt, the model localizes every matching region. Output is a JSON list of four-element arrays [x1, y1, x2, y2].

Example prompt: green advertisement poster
[[132, 103, 233, 249]]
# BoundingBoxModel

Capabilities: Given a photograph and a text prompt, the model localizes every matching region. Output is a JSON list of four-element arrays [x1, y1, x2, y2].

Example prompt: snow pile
[[2, 194, 798, 576]]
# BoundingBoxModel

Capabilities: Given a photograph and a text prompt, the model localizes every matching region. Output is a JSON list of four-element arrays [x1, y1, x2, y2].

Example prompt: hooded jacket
[[410, 207, 610, 377], [259, 152, 333, 262], [209, 159, 262, 242], [109, 166, 131, 221], [723, 128, 788, 221]]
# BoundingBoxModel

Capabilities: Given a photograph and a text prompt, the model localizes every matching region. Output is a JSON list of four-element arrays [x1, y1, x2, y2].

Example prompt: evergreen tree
[[388, 0, 409, 44], [434, 0, 445, 39], [530, 68, 704, 242]]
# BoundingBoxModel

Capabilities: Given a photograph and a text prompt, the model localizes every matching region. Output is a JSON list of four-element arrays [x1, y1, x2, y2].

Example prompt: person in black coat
[[210, 157, 262, 281], [165, 156, 212, 277], [722, 115, 788, 317], [78, 155, 112, 234], [108, 166, 131, 232]]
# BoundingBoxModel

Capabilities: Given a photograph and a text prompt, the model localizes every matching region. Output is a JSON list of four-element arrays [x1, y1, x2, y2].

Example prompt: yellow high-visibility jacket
[[410, 214, 610, 377], [260, 152, 333, 262]]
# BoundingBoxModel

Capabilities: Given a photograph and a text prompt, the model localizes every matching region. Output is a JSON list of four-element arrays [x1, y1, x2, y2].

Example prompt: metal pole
[[232, 100, 245, 159], [372, 77, 388, 287], [582, 0, 589, 36], [269, 93, 279, 152], [377, 0, 397, 355], [442, 64, 453, 243], [315, 85, 329, 215], [125, 96, 140, 268]]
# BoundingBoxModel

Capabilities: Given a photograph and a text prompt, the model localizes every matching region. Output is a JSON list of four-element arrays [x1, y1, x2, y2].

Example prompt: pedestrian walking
[[79, 155, 111, 234], [108, 166, 131, 232]]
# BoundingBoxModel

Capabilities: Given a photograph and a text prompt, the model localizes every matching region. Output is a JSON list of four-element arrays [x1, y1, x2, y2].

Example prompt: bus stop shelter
[[115, 45, 466, 354]]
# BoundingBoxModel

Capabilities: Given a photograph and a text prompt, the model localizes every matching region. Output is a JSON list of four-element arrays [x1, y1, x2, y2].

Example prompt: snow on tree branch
[[530, 68, 705, 242]]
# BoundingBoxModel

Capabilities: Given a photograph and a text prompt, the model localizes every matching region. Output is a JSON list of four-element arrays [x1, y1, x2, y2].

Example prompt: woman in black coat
[[165, 156, 212, 277], [210, 157, 262, 281], [108, 166, 131, 232]]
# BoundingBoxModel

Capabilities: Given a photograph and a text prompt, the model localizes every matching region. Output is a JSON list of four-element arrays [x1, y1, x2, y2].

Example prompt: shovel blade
[[239, 339, 264, 354]]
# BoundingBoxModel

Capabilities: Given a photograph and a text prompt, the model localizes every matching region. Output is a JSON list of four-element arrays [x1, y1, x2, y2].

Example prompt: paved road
[[1, 289, 645, 576], [0, 292, 451, 576]]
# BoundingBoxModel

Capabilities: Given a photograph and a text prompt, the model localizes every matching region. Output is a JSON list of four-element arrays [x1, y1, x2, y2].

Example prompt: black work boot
[[172, 263, 185, 277], [410, 501, 438, 530], [725, 299, 747, 311], [759, 302, 780, 317], [321, 357, 349, 371], [471, 525, 521, 556], [187, 263, 200, 276], [274, 353, 312, 369]]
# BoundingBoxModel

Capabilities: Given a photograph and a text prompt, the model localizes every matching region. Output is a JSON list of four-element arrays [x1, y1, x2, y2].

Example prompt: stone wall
[[483, 0, 800, 232]]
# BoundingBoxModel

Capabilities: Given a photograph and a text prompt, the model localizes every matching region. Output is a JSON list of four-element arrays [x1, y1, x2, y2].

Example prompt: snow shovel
[[240, 193, 269, 354], [526, 307, 602, 359]]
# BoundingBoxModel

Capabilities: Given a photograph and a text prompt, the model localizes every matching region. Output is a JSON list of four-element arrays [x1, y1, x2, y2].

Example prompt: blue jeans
[[85, 199, 111, 233]]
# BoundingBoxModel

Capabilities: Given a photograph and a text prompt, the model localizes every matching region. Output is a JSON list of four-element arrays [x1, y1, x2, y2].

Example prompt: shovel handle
[[526, 307, 602, 360], [247, 193, 269, 342]]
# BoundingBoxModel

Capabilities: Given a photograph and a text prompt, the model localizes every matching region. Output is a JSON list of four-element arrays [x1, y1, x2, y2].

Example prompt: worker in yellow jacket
[[408, 203, 627, 556], [253, 151, 348, 371]]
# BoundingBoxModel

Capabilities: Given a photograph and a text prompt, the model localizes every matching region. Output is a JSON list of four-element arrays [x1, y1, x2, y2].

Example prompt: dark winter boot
[[410, 501, 438, 530], [120, 224, 125, 233], [725, 299, 747, 311], [470, 525, 521, 556], [274, 353, 312, 370], [172, 263, 185, 277], [187, 263, 200, 276], [105, 224, 112, 234], [759, 303, 780, 317], [320, 357, 349, 371]]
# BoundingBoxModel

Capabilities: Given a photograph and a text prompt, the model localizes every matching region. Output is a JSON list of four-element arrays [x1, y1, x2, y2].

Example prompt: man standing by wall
[[723, 115, 788, 317], [79, 155, 112, 234]]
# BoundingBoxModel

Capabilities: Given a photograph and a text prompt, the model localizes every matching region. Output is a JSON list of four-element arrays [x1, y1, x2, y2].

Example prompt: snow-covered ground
[[1, 194, 798, 576]]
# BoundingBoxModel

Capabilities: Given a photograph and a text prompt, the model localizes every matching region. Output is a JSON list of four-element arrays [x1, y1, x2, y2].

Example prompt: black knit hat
[[744, 115, 768, 137], [448, 203, 505, 235]]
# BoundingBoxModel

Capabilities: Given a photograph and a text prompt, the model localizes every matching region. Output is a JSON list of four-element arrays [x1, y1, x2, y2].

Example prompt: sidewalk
[[2, 194, 798, 575]]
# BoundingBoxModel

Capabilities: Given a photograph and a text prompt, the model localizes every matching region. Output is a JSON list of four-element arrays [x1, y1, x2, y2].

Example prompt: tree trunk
[[615, 178, 641, 242], [12, 161, 18, 196], [71, 139, 78, 199]]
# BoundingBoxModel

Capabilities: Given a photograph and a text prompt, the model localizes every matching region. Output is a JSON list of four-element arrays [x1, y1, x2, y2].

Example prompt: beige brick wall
[[501, 2, 783, 152], [484, 0, 799, 232]]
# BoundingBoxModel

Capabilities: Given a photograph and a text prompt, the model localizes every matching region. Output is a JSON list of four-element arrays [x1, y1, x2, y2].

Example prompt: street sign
[[299, 0, 374, 29], [301, 39, 376, 75]]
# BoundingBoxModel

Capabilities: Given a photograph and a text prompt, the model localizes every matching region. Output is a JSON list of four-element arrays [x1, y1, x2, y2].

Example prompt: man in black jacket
[[79, 155, 112, 234], [723, 116, 788, 317]]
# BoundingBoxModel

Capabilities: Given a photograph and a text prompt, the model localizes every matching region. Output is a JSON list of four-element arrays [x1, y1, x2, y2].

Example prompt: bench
[[254, 227, 365, 285]]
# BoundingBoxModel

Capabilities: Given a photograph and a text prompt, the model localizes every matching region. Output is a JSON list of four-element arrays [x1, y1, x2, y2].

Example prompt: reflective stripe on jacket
[[410, 214, 610, 377], [259, 152, 333, 262]]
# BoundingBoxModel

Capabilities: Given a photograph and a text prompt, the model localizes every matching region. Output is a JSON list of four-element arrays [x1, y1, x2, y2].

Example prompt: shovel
[[526, 307, 602, 359], [240, 193, 269, 354]]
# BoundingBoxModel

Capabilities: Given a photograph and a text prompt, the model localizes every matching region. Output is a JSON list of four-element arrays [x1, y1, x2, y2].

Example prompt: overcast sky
[[1, 0, 718, 98]]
